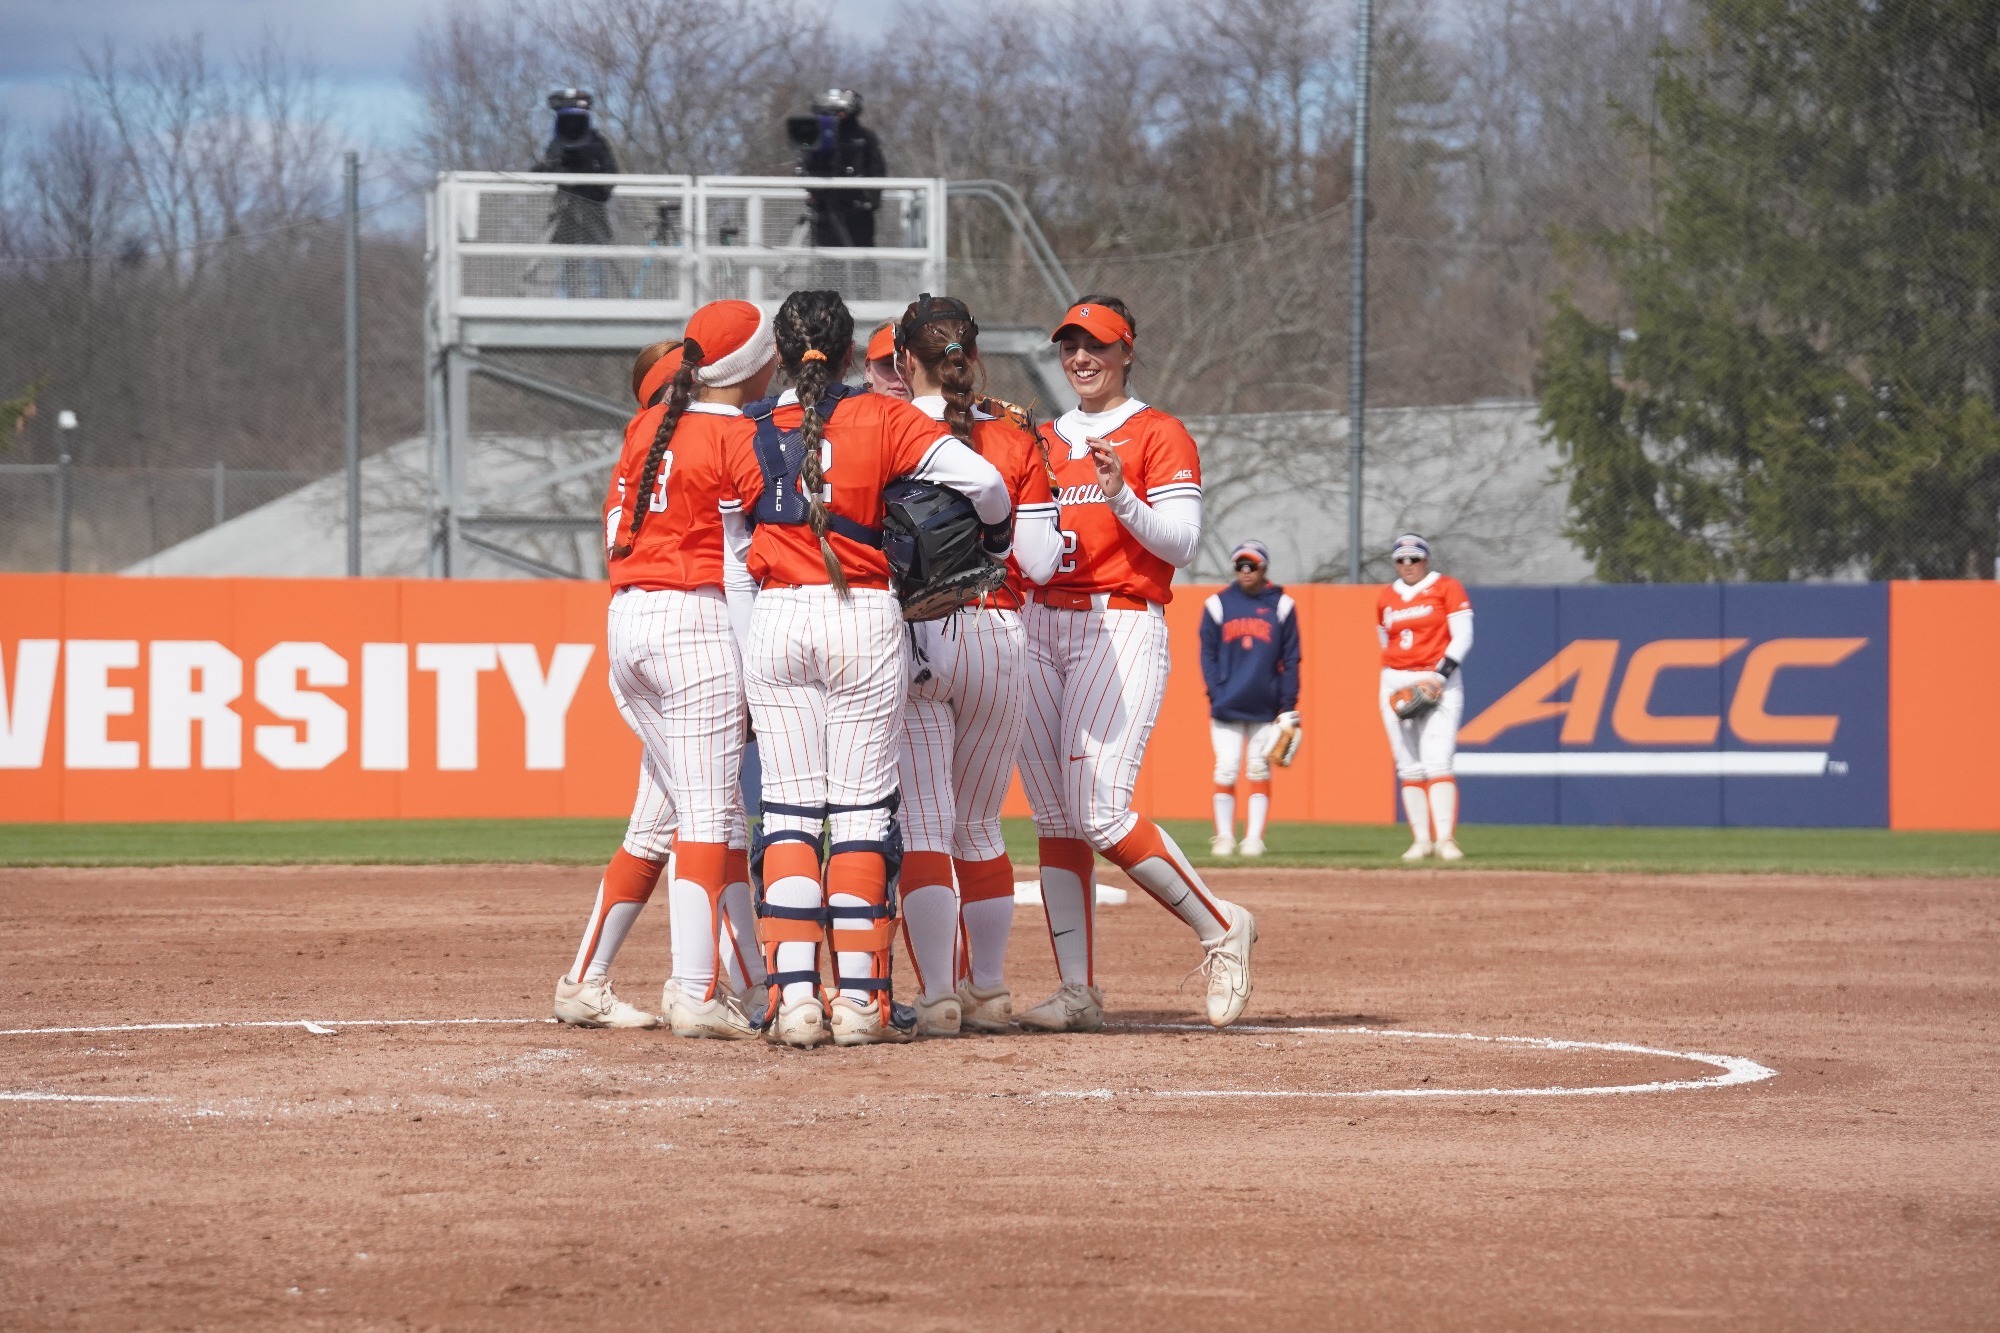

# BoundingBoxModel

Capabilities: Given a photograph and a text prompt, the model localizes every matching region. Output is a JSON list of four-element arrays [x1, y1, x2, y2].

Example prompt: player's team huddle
[[555, 287, 1472, 1049]]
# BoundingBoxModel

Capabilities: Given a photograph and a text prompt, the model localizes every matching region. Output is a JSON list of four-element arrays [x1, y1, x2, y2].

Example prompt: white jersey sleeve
[[1105, 485, 1202, 568]]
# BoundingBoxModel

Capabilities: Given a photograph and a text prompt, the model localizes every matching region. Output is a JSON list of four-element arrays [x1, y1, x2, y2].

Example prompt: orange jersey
[[604, 403, 752, 592], [726, 391, 959, 588], [1377, 573, 1471, 669], [1036, 404, 1202, 605]]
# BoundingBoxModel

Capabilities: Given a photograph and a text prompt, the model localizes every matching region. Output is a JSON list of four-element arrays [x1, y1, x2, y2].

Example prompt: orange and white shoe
[[1200, 904, 1257, 1028], [957, 983, 1013, 1034], [911, 993, 962, 1038], [552, 975, 661, 1029], [829, 995, 916, 1046], [764, 994, 828, 1049], [665, 988, 761, 1040], [1017, 983, 1106, 1033]]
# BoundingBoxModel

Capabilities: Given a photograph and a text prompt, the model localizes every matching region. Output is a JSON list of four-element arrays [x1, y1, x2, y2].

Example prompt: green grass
[[2, 817, 1997, 877]]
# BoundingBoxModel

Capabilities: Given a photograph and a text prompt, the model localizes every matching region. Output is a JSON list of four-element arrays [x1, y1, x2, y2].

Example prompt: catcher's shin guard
[[755, 812, 827, 1019], [824, 792, 903, 1002]]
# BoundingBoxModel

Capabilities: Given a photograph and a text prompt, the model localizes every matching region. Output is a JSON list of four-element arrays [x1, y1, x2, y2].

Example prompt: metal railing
[[427, 171, 948, 339]]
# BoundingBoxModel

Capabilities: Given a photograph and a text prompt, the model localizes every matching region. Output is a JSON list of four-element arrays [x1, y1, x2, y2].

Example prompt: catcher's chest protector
[[744, 384, 881, 548]]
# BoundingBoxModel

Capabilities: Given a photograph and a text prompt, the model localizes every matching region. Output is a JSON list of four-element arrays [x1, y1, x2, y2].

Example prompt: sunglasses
[[1234, 559, 1263, 572], [1394, 555, 1426, 565]]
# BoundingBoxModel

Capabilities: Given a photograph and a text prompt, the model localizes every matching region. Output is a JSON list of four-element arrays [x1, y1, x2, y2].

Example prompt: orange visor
[[1050, 302, 1132, 347], [635, 344, 683, 407], [865, 324, 897, 362]]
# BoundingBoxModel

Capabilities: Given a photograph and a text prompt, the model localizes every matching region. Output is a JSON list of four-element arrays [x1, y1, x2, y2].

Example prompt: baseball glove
[[1391, 680, 1443, 720], [1266, 711, 1303, 767], [880, 478, 1007, 622]]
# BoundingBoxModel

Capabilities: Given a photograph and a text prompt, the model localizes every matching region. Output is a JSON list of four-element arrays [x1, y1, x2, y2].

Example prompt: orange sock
[[955, 854, 1016, 991], [667, 841, 728, 1000], [898, 851, 956, 1000], [1038, 836, 1097, 986], [1105, 819, 1230, 943], [569, 848, 666, 982]]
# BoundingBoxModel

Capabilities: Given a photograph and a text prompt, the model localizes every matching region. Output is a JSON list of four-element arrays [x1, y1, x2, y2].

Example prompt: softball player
[[1017, 296, 1257, 1032], [890, 294, 1062, 1036], [1376, 533, 1473, 860], [862, 322, 910, 400], [1200, 539, 1301, 857], [554, 302, 777, 1038], [726, 289, 1011, 1049]]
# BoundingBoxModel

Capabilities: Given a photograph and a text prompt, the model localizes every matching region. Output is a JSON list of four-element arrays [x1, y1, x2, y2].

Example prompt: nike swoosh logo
[[1068, 753, 1089, 762]]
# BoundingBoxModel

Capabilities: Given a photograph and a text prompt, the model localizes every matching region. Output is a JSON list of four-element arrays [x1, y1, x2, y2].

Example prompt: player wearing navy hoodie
[[1199, 540, 1301, 857]]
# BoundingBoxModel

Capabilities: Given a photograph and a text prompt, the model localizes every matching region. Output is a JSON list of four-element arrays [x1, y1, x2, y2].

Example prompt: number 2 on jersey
[[1057, 527, 1078, 574]]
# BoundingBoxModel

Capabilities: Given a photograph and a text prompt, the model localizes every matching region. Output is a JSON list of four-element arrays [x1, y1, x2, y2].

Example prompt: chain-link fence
[[4, 0, 1991, 584]]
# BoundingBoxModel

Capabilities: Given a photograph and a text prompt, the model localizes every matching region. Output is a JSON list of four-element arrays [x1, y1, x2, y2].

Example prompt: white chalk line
[[0, 1015, 1777, 1105]]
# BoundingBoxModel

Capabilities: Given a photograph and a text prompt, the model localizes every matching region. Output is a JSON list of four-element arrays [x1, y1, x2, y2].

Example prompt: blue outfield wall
[[1447, 584, 1889, 828]]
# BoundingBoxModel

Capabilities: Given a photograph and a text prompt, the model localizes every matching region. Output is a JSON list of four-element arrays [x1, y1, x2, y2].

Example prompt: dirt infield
[[3, 864, 1996, 1329]]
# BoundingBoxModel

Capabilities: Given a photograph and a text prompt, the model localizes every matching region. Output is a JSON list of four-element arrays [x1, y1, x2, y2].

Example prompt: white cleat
[[1401, 840, 1433, 862], [764, 994, 828, 1049], [910, 993, 962, 1038], [1017, 982, 1106, 1033], [664, 988, 761, 1040], [1238, 835, 1266, 858], [1200, 903, 1257, 1028], [553, 975, 661, 1029], [957, 983, 1013, 1033], [1210, 833, 1236, 857], [1436, 839, 1465, 862], [828, 995, 916, 1046]]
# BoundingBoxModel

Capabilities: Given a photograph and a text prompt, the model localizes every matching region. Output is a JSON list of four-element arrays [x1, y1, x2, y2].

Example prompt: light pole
[[56, 409, 77, 573]]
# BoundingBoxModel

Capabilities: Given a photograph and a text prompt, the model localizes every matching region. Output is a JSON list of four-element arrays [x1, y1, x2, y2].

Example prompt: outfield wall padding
[[0, 575, 1990, 829]]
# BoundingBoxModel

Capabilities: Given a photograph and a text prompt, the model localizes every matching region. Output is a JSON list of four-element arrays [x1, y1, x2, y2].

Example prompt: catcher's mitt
[[1391, 680, 1443, 720], [880, 478, 1007, 622], [1266, 712, 1303, 767]]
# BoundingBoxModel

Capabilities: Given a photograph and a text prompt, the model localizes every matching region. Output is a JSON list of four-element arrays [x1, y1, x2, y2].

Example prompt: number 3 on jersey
[[648, 453, 674, 512], [1398, 628, 1413, 650]]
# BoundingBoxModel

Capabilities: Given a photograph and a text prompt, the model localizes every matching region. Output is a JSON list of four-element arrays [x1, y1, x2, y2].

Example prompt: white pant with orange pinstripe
[[607, 587, 748, 845], [898, 608, 1027, 859], [745, 587, 907, 846], [1018, 600, 1171, 849]]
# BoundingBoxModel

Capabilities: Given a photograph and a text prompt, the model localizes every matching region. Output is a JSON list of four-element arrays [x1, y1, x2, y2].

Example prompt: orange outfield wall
[[3, 575, 1992, 829], [0, 575, 1390, 827], [1888, 581, 2000, 830]]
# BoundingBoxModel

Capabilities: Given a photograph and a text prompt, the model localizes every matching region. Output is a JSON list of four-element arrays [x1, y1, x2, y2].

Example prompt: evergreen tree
[[1540, 0, 2000, 580]]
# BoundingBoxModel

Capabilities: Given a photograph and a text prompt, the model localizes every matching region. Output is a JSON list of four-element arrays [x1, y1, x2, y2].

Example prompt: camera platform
[[424, 171, 1071, 578]]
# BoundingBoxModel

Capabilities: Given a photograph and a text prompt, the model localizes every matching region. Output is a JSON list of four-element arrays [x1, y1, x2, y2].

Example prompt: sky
[[0, 0, 907, 151]]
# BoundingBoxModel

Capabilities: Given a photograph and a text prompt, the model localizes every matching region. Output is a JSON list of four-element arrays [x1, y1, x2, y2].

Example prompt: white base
[[1013, 880, 1128, 907]]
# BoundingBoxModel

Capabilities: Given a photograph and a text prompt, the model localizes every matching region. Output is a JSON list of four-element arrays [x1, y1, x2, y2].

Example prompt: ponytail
[[772, 291, 857, 599], [793, 348, 849, 596], [613, 337, 703, 560]]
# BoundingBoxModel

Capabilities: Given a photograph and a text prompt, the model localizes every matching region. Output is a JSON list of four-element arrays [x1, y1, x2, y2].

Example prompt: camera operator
[[535, 89, 621, 294], [787, 89, 885, 247]]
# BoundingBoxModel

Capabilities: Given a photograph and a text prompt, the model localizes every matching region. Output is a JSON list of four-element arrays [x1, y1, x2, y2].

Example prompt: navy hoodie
[[1199, 582, 1301, 722]]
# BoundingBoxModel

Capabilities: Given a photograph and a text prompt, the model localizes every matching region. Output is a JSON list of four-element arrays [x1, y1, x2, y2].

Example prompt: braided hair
[[612, 337, 703, 560], [773, 289, 856, 596], [896, 295, 981, 446]]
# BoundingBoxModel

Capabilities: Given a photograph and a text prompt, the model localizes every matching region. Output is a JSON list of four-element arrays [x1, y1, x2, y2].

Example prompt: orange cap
[[865, 323, 897, 362], [1050, 302, 1132, 347], [634, 344, 683, 407]]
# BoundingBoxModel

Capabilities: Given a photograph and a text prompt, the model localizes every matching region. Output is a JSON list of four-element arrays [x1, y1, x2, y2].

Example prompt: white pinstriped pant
[[898, 607, 1027, 860], [606, 587, 746, 846], [745, 587, 907, 845], [1379, 667, 1465, 781], [1019, 601, 1171, 849]]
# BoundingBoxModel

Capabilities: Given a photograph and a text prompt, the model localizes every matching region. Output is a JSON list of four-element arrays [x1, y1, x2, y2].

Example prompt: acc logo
[[1462, 637, 1867, 747]]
